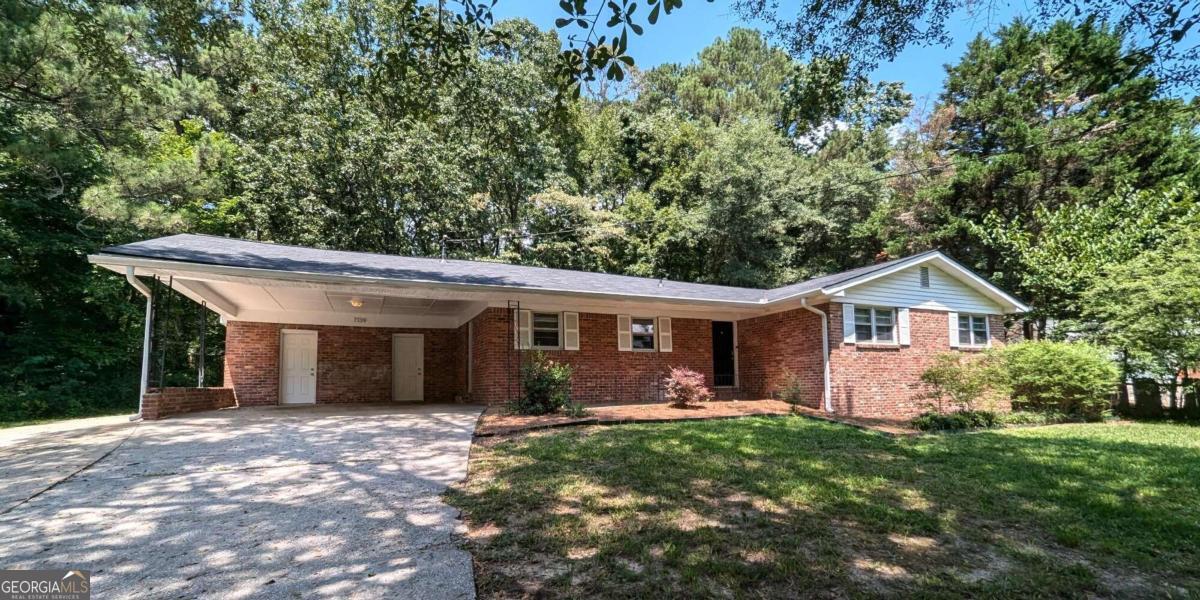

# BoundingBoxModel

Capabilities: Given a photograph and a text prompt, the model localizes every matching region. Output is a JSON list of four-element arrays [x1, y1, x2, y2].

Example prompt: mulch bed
[[474, 400, 918, 437]]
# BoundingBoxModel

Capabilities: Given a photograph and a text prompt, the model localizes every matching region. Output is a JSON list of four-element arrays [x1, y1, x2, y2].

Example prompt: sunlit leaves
[[552, 0, 713, 97]]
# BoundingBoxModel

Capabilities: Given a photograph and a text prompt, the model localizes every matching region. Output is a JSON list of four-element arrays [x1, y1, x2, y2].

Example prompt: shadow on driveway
[[0, 404, 483, 599]]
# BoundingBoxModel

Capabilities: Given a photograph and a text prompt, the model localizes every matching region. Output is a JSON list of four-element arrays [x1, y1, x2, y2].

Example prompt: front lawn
[[447, 418, 1200, 598]]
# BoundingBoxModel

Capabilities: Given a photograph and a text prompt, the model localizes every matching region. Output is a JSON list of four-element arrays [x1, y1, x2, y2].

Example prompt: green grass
[[447, 418, 1200, 598], [0, 408, 134, 429]]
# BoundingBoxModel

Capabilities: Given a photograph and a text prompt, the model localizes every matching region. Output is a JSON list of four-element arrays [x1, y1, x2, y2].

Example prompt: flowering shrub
[[663, 367, 713, 407]]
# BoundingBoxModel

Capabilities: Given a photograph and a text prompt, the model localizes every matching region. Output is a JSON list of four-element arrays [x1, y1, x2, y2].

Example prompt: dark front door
[[712, 321, 735, 387]]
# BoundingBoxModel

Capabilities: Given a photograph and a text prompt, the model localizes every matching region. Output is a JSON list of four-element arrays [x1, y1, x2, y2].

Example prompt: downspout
[[126, 267, 153, 420], [800, 298, 833, 412]]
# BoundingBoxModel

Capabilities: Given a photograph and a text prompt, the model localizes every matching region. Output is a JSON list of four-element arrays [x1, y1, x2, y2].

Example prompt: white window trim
[[630, 316, 657, 352], [531, 311, 562, 350], [957, 313, 992, 348], [855, 306, 899, 345]]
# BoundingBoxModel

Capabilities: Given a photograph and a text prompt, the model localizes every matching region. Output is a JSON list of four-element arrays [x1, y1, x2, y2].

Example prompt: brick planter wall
[[467, 308, 716, 405], [223, 321, 464, 405], [142, 387, 236, 420]]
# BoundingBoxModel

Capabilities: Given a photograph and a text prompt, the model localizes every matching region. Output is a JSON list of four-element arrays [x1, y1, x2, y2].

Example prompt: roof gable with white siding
[[834, 263, 1005, 314]]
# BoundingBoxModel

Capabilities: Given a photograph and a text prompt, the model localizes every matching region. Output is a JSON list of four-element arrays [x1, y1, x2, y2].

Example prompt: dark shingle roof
[[97, 234, 941, 305]]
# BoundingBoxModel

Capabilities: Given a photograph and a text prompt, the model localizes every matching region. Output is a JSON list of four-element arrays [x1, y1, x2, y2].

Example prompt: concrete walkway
[[0, 404, 483, 599]]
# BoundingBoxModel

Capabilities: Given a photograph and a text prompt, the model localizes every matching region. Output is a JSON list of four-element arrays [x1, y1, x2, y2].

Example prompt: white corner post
[[125, 267, 153, 420], [801, 298, 833, 412]]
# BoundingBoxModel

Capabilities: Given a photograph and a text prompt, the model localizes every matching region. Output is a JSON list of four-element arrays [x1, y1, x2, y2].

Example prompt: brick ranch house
[[89, 234, 1029, 420]]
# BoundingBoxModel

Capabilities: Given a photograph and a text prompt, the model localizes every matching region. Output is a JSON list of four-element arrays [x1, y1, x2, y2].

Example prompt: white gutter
[[125, 267, 153, 420], [801, 298, 833, 412]]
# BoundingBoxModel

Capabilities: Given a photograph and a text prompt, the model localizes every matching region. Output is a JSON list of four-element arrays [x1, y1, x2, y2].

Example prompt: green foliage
[[976, 184, 1198, 320], [511, 352, 574, 416], [732, 0, 1200, 89], [996, 410, 1072, 427], [640, 28, 793, 126], [910, 409, 999, 431], [3, 1, 1199, 429], [919, 352, 1007, 413], [998, 342, 1120, 419], [1083, 225, 1200, 392], [873, 20, 1200, 325]]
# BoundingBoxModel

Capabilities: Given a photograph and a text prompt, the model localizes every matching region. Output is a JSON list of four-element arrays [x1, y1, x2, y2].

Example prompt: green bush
[[919, 352, 1007, 413], [910, 410, 999, 431], [510, 352, 574, 416], [996, 410, 1071, 427], [998, 341, 1119, 419]]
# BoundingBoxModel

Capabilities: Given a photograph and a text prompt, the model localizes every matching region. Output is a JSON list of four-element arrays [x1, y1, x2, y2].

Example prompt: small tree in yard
[[663, 367, 713, 408], [511, 352, 574, 416], [920, 352, 1007, 413], [1084, 225, 1200, 411]]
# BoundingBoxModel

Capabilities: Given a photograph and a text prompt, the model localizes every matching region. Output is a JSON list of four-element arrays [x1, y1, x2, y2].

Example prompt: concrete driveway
[[0, 404, 483, 599]]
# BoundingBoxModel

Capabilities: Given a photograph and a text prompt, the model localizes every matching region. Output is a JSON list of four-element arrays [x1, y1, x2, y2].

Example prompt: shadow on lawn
[[450, 417, 1200, 599], [0, 405, 481, 599]]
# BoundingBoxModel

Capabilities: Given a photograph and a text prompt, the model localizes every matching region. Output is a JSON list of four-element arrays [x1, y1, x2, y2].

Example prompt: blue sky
[[492, 0, 1023, 104]]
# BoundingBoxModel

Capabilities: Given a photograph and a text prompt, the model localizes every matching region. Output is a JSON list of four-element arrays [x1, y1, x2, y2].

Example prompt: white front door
[[392, 334, 424, 402], [280, 330, 317, 405]]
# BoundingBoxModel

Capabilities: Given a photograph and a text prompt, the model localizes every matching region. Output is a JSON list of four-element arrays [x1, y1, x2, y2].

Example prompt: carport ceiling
[[182, 279, 478, 317]]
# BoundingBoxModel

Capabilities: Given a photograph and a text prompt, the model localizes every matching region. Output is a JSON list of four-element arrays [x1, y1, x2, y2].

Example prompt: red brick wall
[[466, 308, 716, 405], [223, 321, 463, 405], [220, 305, 1011, 418], [827, 305, 1010, 418], [736, 306, 825, 408], [142, 387, 236, 420]]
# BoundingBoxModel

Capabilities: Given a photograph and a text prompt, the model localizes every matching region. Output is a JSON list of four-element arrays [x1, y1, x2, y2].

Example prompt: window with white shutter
[[947, 311, 960, 348], [658, 317, 672, 352], [956, 314, 991, 347], [617, 315, 632, 351], [850, 306, 897, 344], [842, 303, 857, 343], [631, 317, 656, 350], [531, 312, 561, 349], [563, 312, 580, 351], [513, 309, 532, 349], [897, 308, 911, 346]]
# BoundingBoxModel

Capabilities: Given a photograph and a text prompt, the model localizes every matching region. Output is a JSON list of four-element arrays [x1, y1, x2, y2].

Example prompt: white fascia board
[[819, 253, 1030, 313], [88, 254, 770, 309]]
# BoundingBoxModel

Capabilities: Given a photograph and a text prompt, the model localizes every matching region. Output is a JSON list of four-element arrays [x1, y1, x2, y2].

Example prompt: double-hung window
[[631, 317, 655, 350], [958, 314, 989, 347], [531, 312, 561, 349], [854, 307, 896, 344]]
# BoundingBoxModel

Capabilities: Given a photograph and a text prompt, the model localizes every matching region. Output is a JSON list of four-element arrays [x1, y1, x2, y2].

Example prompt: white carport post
[[125, 267, 153, 420]]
